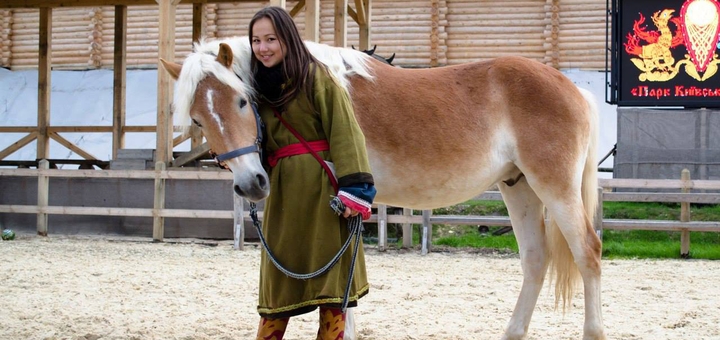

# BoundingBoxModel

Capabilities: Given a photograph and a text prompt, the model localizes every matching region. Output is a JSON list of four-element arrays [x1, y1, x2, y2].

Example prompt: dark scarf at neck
[[254, 63, 287, 105]]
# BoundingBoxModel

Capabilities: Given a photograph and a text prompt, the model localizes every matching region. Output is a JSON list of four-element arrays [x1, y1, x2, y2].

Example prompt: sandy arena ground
[[1, 234, 719, 340]]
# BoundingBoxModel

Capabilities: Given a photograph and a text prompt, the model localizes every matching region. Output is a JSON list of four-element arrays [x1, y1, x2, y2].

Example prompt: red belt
[[267, 140, 330, 167]]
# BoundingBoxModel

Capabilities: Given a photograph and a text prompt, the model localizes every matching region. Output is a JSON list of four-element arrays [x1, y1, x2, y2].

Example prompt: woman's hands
[[343, 207, 360, 218]]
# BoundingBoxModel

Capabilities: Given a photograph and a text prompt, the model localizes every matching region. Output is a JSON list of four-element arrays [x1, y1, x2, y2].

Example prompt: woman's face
[[251, 17, 286, 68]]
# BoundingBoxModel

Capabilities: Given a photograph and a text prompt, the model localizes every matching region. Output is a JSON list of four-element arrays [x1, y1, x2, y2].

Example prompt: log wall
[[0, 0, 607, 70]]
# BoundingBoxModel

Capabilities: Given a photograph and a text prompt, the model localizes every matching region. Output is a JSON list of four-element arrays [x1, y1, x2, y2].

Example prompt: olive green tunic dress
[[256, 66, 372, 318]]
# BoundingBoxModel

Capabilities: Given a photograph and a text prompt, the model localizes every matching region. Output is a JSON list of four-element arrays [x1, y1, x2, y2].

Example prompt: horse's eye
[[192, 119, 202, 127], [239, 99, 248, 108]]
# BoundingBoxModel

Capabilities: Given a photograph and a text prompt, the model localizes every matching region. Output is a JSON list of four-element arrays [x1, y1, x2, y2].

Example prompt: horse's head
[[160, 42, 270, 202]]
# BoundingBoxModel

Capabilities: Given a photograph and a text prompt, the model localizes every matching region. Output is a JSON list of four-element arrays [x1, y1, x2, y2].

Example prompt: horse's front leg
[[497, 180, 548, 340]]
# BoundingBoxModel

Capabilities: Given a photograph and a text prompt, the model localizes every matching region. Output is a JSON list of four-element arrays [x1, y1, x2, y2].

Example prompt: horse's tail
[[546, 87, 599, 312]]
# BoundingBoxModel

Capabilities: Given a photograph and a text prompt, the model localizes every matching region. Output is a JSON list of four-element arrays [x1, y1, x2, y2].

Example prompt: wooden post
[[155, 0, 180, 166], [112, 5, 127, 160], [402, 207, 412, 248], [377, 204, 387, 251], [36, 159, 49, 236], [680, 169, 691, 257], [233, 195, 245, 250], [152, 161, 166, 242], [37, 7, 52, 161], [355, 0, 370, 50], [594, 187, 604, 239], [334, 0, 347, 47], [305, 0, 320, 42], [190, 3, 206, 149], [421, 209, 432, 255]]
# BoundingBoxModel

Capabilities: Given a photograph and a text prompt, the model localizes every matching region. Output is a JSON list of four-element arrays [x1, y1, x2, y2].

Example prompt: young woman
[[249, 6, 376, 340]]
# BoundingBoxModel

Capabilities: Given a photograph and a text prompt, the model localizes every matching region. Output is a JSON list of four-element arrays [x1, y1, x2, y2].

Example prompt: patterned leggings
[[256, 307, 347, 340]]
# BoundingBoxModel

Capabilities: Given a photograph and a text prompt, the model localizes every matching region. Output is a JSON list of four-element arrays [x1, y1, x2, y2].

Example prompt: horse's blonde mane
[[172, 36, 374, 127]]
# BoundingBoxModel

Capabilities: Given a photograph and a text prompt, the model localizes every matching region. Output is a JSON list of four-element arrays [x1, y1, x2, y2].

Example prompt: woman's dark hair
[[249, 6, 324, 109]]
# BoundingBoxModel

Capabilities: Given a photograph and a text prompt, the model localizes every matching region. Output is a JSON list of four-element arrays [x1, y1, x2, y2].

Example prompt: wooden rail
[[1, 163, 719, 255]]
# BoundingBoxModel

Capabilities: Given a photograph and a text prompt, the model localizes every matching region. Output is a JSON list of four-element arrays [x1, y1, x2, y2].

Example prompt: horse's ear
[[216, 43, 234, 68], [159, 58, 182, 80], [386, 53, 396, 65]]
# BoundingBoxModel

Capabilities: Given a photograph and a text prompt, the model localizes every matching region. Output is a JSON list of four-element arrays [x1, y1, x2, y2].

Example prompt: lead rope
[[250, 197, 364, 312]]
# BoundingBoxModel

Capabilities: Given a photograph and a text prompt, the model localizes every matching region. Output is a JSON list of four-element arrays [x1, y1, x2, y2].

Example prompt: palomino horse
[[160, 37, 605, 340]]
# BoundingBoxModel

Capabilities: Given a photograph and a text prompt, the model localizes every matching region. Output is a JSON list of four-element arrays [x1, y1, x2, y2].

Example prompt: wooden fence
[[1, 163, 719, 256]]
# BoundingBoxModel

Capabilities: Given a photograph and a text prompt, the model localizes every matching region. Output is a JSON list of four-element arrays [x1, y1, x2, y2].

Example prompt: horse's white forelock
[[173, 36, 374, 127]]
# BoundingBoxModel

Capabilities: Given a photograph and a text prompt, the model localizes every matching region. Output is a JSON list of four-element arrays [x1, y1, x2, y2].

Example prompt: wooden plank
[[594, 187, 603, 238], [0, 127, 37, 133], [0, 205, 234, 218], [171, 142, 210, 167], [288, 0, 304, 17], [599, 178, 720, 190], [0, 132, 39, 160], [680, 169, 691, 257], [421, 209, 431, 255], [152, 161, 166, 242], [112, 5, 127, 159], [36, 159, 49, 236], [37, 7, 51, 160], [155, 0, 178, 165], [358, 0, 370, 50], [49, 131, 99, 160], [233, 195, 244, 250], [334, 0, 347, 47], [353, 0, 366, 25], [603, 220, 720, 232], [304, 0, 320, 42], [377, 204, 387, 251], [0, 168, 233, 180], [602, 192, 720, 204], [192, 2, 205, 43], [402, 207, 412, 248]]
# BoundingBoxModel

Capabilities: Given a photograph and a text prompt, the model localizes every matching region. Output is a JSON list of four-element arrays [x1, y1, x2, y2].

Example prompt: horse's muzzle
[[233, 172, 269, 202]]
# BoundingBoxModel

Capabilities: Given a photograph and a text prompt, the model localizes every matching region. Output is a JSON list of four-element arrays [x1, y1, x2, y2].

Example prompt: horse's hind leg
[[542, 195, 605, 340], [497, 179, 548, 340]]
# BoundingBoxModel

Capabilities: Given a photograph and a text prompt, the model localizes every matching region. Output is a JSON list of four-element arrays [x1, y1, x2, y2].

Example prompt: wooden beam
[[48, 131, 99, 160], [304, 0, 320, 42], [172, 132, 189, 147], [190, 3, 205, 150], [334, 0, 347, 48], [0, 127, 37, 133], [359, 0, 370, 50], [36, 159, 49, 236], [112, 5, 127, 160], [155, 0, 178, 165], [171, 142, 210, 168], [37, 7, 51, 160], [288, 0, 304, 17], [152, 161, 166, 242], [353, 0, 365, 25], [0, 132, 39, 160], [268, 0, 285, 8]]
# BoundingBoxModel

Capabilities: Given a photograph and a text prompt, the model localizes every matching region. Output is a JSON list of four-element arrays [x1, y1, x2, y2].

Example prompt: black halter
[[214, 102, 264, 164]]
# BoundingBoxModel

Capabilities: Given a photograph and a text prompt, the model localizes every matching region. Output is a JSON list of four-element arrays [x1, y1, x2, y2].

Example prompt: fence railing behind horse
[[1, 162, 719, 256]]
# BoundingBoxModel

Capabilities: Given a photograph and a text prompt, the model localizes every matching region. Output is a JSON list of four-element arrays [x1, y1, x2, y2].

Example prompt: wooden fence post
[[680, 169, 691, 257], [152, 161, 166, 242], [402, 208, 413, 248], [233, 195, 244, 250], [421, 209, 432, 255], [36, 159, 49, 236], [594, 187, 604, 239], [377, 204, 387, 251]]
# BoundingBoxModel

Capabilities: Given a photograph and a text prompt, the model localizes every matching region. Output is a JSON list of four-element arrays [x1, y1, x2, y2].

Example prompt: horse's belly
[[368, 152, 510, 210]]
